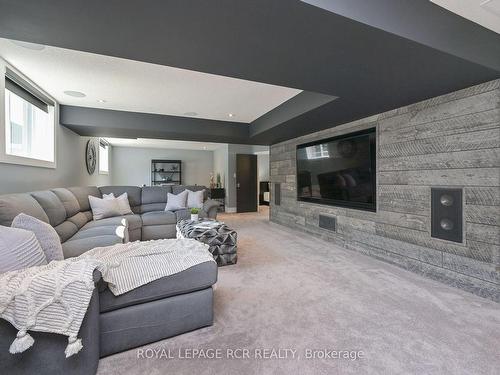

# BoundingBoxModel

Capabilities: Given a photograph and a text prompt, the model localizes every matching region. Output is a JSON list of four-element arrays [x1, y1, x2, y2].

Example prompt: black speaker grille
[[319, 214, 336, 231], [274, 183, 281, 206]]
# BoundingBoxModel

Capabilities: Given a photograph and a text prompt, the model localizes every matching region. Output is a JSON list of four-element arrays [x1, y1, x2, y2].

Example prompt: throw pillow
[[187, 189, 204, 209], [12, 213, 64, 261], [165, 190, 188, 211], [0, 226, 47, 272], [88, 195, 121, 221], [103, 192, 133, 215]]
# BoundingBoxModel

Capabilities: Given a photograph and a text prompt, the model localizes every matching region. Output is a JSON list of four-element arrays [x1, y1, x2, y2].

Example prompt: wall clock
[[86, 140, 97, 175]]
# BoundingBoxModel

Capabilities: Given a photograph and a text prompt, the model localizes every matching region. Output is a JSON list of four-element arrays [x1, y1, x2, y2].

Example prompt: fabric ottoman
[[176, 219, 237, 266]]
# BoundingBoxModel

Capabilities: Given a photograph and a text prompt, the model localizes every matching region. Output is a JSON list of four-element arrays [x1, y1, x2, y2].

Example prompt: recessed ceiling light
[[183, 112, 198, 117], [203, 146, 207, 150], [228, 113, 235, 118], [10, 40, 45, 51], [97, 99, 107, 103], [64, 90, 86, 98]]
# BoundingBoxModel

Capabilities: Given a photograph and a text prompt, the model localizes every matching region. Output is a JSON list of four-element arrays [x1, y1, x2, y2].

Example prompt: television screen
[[296, 128, 376, 211]]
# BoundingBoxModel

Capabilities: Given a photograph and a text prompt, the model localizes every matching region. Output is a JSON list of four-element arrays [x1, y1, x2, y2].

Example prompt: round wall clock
[[86, 140, 97, 175]]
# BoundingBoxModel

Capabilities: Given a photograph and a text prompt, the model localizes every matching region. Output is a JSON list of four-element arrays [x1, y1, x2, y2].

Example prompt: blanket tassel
[[9, 330, 34, 354], [65, 336, 83, 358]]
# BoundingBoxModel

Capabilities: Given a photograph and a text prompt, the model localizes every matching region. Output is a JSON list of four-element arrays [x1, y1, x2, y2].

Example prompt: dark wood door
[[236, 154, 258, 213]]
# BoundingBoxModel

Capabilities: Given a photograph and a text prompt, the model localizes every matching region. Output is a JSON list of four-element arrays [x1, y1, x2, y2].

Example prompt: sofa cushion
[[165, 190, 188, 211], [99, 186, 142, 212], [99, 261, 217, 313], [51, 188, 80, 217], [70, 225, 127, 242], [67, 186, 101, 212], [12, 213, 64, 261], [88, 195, 121, 221], [0, 226, 47, 272], [81, 216, 130, 230], [140, 186, 170, 213], [67, 212, 90, 229], [172, 185, 209, 200], [187, 189, 204, 209], [30, 190, 67, 227], [62, 235, 124, 258], [54, 220, 79, 243], [175, 209, 191, 222], [103, 192, 133, 215], [141, 211, 177, 226], [0, 193, 49, 227]]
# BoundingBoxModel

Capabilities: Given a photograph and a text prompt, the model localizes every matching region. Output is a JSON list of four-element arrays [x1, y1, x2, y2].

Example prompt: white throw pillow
[[12, 213, 64, 261], [165, 190, 188, 211], [88, 195, 121, 221], [187, 189, 204, 209], [103, 192, 133, 215], [0, 226, 47, 272]]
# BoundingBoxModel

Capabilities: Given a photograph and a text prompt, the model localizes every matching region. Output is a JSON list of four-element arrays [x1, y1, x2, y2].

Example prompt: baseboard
[[225, 207, 237, 213]]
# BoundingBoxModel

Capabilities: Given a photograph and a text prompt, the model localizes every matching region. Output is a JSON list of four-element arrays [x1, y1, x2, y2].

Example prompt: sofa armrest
[[203, 199, 220, 219]]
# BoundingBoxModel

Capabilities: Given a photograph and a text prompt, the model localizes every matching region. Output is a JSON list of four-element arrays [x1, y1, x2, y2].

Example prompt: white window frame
[[0, 59, 57, 169], [99, 139, 109, 175]]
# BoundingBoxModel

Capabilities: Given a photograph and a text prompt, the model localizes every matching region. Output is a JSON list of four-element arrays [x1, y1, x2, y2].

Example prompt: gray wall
[[111, 146, 213, 187], [270, 79, 500, 301], [0, 124, 112, 194], [213, 144, 229, 197], [257, 153, 270, 183]]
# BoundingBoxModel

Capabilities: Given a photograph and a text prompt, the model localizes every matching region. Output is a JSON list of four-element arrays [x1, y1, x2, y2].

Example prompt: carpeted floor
[[98, 208, 500, 375]]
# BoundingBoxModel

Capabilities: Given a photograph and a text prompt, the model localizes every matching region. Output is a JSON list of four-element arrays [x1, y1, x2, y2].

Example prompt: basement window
[[306, 143, 329, 159], [2, 65, 56, 168], [99, 139, 109, 174]]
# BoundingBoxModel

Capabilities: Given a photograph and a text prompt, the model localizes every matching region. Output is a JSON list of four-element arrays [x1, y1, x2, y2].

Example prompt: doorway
[[236, 154, 257, 213]]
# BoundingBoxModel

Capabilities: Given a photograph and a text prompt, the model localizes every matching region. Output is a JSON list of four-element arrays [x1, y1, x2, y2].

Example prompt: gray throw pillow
[[165, 190, 188, 211], [103, 192, 133, 215], [88, 195, 121, 220], [12, 213, 64, 261], [187, 189, 204, 209], [0, 226, 47, 273]]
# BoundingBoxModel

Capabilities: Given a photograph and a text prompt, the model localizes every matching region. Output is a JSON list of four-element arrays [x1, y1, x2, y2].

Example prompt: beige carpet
[[98, 208, 500, 375]]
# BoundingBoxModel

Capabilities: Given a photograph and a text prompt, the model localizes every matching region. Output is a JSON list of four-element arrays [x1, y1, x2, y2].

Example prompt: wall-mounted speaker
[[274, 183, 281, 206], [431, 188, 463, 243], [319, 214, 336, 232]]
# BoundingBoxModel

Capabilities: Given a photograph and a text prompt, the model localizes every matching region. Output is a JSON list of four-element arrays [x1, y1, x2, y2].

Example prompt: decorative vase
[[191, 214, 199, 221]]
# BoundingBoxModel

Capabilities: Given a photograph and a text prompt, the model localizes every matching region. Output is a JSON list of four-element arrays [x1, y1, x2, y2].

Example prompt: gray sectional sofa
[[0, 185, 220, 375]]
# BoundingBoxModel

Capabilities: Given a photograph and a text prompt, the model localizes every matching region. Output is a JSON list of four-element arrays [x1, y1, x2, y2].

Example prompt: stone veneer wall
[[270, 79, 500, 302]]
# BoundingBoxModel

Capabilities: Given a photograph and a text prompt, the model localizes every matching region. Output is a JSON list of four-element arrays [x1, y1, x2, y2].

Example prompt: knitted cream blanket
[[0, 238, 214, 358]]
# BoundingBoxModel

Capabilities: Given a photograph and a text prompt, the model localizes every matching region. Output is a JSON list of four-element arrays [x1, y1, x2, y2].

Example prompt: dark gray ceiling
[[1, 0, 499, 145]]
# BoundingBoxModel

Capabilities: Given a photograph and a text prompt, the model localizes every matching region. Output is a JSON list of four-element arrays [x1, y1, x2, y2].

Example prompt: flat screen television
[[296, 128, 376, 211]]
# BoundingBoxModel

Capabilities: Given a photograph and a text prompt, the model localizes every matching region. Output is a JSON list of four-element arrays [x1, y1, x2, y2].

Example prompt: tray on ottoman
[[176, 219, 237, 266]]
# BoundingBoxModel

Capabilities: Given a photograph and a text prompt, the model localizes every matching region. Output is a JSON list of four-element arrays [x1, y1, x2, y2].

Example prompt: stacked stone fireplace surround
[[270, 79, 500, 302]]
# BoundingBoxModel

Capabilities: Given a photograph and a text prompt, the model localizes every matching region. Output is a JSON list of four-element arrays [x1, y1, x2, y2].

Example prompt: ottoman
[[177, 219, 237, 266]]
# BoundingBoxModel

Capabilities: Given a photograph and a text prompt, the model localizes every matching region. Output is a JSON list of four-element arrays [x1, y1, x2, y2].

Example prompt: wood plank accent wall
[[270, 79, 500, 302]]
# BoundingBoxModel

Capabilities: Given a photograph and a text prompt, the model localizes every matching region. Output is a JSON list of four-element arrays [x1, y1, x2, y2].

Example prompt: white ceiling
[[105, 138, 226, 151], [0, 38, 301, 123], [431, 0, 500, 34]]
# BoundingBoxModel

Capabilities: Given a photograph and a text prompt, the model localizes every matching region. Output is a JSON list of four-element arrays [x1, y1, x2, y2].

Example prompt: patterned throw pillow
[[103, 192, 133, 215], [165, 190, 188, 211], [0, 226, 47, 272], [88, 195, 121, 221], [12, 213, 64, 261], [186, 189, 204, 209]]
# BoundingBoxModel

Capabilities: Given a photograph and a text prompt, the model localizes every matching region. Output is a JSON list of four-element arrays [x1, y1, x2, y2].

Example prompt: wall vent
[[319, 214, 336, 231]]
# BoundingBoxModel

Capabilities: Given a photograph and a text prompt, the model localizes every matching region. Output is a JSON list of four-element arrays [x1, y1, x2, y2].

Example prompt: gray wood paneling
[[270, 79, 500, 301]]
